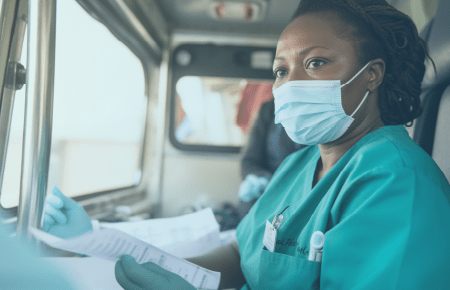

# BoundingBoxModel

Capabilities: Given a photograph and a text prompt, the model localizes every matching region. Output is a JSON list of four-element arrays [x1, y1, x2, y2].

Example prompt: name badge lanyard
[[263, 206, 289, 252]]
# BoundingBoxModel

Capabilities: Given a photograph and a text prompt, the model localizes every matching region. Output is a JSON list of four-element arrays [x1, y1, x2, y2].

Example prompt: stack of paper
[[101, 208, 221, 258], [31, 208, 222, 290]]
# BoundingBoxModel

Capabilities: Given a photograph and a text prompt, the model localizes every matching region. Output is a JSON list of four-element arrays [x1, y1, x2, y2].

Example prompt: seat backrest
[[433, 87, 450, 182], [412, 0, 450, 182]]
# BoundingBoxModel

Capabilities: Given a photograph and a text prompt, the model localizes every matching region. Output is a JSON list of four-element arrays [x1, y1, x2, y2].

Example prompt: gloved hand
[[43, 185, 93, 239], [238, 174, 269, 202], [115, 255, 197, 290]]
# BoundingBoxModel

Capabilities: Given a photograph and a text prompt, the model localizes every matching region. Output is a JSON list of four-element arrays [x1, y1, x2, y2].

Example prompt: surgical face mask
[[273, 62, 371, 145]]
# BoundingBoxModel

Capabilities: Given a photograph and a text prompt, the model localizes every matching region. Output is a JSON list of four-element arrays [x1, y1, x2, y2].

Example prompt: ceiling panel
[[155, 0, 301, 35]]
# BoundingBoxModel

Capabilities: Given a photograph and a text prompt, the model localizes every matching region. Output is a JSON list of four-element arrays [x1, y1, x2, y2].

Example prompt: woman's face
[[272, 12, 371, 117]]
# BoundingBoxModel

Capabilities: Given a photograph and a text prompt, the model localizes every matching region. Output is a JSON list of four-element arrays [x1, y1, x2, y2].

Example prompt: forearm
[[241, 160, 273, 180], [186, 241, 246, 289]]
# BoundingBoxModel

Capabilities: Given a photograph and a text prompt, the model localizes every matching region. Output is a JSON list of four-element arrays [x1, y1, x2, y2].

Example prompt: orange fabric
[[236, 83, 274, 132]]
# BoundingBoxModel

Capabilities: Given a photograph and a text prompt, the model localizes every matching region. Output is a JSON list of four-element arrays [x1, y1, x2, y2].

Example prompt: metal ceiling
[[154, 0, 302, 36]]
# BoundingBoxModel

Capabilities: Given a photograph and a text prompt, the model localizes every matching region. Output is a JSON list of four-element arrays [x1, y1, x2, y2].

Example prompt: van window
[[173, 76, 273, 148], [1, 0, 147, 208], [49, 1, 147, 198]]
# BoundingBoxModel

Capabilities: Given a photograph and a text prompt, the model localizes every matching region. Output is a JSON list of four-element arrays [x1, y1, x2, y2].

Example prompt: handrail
[[16, 0, 56, 240], [0, 0, 19, 207]]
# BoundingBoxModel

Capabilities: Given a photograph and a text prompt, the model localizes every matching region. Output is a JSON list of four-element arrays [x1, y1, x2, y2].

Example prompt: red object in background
[[236, 83, 273, 132], [176, 96, 186, 126]]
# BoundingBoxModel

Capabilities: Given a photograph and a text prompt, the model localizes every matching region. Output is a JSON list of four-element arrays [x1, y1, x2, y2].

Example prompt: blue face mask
[[273, 62, 372, 145]]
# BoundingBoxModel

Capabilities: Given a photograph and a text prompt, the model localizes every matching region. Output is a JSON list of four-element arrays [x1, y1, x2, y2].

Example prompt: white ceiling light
[[208, 1, 268, 22]]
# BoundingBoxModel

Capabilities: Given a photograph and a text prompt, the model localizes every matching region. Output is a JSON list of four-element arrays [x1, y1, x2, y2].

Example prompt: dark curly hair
[[291, 0, 434, 126]]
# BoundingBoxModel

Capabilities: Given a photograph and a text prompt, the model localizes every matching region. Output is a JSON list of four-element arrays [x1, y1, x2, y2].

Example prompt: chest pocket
[[257, 249, 321, 290]]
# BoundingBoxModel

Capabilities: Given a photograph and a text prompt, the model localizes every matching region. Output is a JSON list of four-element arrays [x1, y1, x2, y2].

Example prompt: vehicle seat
[[412, 0, 450, 182]]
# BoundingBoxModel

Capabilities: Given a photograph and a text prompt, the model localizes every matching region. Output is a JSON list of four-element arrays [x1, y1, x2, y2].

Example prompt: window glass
[[1, 0, 147, 208], [174, 76, 273, 147], [1, 29, 26, 209], [49, 1, 146, 198]]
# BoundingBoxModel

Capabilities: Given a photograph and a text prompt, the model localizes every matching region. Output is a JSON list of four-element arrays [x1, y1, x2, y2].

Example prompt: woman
[[45, 0, 450, 289]]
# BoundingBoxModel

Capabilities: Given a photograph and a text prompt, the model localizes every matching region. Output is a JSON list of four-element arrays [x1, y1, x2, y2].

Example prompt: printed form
[[31, 225, 221, 290], [100, 208, 221, 258]]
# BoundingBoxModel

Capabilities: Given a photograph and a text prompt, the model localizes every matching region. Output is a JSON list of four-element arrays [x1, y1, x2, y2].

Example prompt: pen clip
[[271, 206, 289, 230], [271, 214, 283, 229]]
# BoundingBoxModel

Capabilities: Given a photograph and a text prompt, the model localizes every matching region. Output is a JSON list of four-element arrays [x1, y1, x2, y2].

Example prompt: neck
[[317, 117, 384, 172]]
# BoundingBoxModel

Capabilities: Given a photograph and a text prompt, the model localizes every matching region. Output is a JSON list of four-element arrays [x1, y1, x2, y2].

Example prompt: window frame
[[0, 0, 160, 219], [169, 44, 276, 153]]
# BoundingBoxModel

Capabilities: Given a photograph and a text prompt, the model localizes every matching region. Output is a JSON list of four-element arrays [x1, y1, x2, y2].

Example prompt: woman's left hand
[[115, 255, 197, 290]]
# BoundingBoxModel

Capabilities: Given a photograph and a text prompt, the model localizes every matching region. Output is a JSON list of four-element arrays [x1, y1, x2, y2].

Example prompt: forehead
[[276, 12, 356, 56]]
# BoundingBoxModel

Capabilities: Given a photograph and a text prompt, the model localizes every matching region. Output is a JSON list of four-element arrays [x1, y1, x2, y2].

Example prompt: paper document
[[31, 228, 221, 290], [101, 208, 221, 258]]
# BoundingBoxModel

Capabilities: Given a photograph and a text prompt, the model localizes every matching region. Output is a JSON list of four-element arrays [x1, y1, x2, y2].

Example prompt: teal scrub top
[[236, 125, 450, 290]]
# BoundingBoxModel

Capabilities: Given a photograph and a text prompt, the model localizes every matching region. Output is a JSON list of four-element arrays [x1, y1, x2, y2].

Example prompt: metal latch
[[5, 62, 26, 90]]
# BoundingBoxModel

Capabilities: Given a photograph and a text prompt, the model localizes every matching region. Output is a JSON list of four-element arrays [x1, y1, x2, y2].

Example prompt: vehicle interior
[[0, 0, 447, 288]]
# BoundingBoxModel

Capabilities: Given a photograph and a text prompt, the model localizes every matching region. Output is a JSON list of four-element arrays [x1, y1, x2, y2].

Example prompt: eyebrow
[[300, 45, 329, 55], [274, 45, 330, 61]]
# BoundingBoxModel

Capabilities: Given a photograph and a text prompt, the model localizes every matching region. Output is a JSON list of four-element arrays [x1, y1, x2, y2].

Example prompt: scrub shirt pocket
[[258, 249, 321, 290]]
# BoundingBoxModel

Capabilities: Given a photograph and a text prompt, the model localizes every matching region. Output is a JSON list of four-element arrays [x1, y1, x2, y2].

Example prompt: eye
[[273, 69, 288, 79], [306, 59, 326, 69]]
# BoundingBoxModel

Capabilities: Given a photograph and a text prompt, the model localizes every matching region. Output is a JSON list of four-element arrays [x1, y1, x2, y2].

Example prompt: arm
[[187, 241, 246, 290], [115, 241, 246, 290], [240, 101, 273, 180], [322, 168, 450, 289]]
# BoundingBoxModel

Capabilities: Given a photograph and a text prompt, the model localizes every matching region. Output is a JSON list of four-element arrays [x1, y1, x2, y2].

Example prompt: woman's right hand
[[43, 185, 93, 239]]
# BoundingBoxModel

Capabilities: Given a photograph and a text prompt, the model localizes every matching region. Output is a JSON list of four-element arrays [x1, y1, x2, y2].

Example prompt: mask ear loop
[[340, 61, 372, 117], [340, 61, 372, 88], [350, 91, 370, 117]]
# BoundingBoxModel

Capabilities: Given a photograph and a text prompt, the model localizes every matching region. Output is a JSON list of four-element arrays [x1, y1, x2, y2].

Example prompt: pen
[[308, 231, 324, 262]]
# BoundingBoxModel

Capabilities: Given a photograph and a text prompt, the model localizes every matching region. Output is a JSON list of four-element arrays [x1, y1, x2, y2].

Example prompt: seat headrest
[[421, 0, 450, 88]]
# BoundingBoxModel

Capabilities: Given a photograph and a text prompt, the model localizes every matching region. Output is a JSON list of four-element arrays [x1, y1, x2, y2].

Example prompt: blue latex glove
[[115, 255, 197, 290], [43, 185, 93, 239], [238, 174, 269, 202]]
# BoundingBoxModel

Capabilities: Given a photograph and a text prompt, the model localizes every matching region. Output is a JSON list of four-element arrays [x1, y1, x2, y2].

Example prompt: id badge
[[263, 220, 277, 252]]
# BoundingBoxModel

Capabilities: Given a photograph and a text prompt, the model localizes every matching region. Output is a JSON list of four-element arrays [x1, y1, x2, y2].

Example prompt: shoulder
[[253, 100, 274, 125], [348, 125, 448, 186], [259, 99, 274, 112], [335, 126, 450, 219]]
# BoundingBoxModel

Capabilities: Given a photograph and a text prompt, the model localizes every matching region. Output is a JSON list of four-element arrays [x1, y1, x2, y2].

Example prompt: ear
[[367, 58, 385, 93]]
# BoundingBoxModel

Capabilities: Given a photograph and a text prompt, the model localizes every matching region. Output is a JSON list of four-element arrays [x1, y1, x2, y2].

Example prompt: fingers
[[115, 260, 144, 290], [259, 177, 269, 187], [51, 184, 63, 197], [118, 255, 170, 288], [141, 261, 173, 280], [246, 174, 259, 184], [46, 194, 63, 209], [44, 202, 68, 224], [51, 185, 78, 209], [43, 214, 56, 232], [119, 255, 151, 284]]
